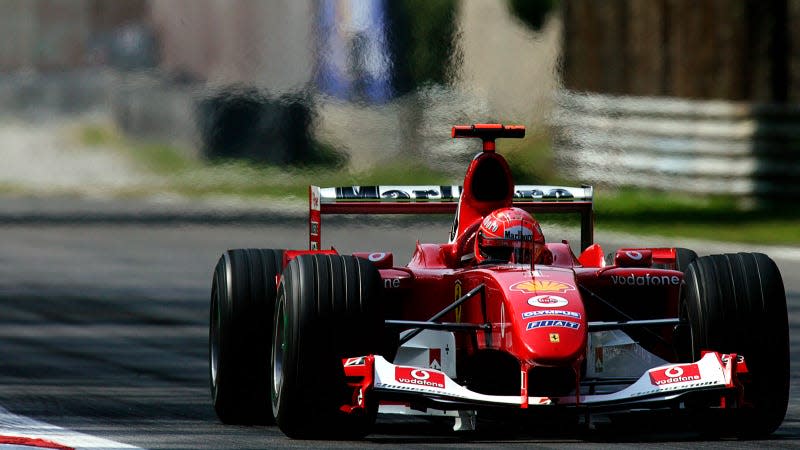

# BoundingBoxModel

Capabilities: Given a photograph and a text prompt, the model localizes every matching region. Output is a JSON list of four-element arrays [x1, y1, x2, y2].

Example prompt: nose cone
[[480, 267, 587, 366], [520, 311, 586, 364], [507, 278, 587, 365]]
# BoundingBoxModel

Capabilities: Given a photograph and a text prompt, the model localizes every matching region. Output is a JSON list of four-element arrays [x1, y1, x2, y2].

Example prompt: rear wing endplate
[[309, 185, 594, 252]]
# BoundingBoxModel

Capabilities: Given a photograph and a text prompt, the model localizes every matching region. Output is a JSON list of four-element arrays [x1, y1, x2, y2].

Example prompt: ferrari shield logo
[[511, 280, 575, 294], [549, 333, 560, 343]]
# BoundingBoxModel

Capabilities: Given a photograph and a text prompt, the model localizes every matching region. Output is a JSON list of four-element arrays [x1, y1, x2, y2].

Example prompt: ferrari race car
[[209, 124, 789, 439]]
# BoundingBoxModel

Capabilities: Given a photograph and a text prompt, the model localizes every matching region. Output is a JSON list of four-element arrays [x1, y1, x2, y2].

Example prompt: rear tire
[[209, 249, 283, 424], [271, 254, 384, 439], [681, 253, 789, 437]]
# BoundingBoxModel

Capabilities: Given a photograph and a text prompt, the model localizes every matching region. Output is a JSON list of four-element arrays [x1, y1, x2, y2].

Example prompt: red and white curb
[[0, 406, 141, 450]]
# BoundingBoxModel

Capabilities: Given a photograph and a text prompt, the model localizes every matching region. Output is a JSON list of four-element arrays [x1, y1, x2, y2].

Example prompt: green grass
[[503, 135, 800, 245], [77, 123, 455, 201], [0, 182, 26, 195], [595, 188, 800, 245], [76, 124, 800, 245]]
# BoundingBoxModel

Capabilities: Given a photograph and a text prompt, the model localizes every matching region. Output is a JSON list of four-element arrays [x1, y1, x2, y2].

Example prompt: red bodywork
[[289, 124, 744, 412]]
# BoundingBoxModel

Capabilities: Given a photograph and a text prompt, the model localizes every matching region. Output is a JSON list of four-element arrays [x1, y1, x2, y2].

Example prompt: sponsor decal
[[395, 366, 445, 389], [721, 354, 746, 364], [485, 220, 499, 233], [311, 241, 319, 250], [310, 186, 321, 211], [429, 349, 441, 370], [335, 186, 381, 199], [500, 305, 506, 339], [511, 280, 576, 293], [625, 250, 643, 260], [514, 188, 575, 200], [610, 274, 680, 286], [649, 364, 701, 385], [522, 310, 581, 319], [383, 278, 401, 289], [344, 357, 366, 367], [329, 186, 579, 202], [310, 221, 320, 236], [504, 225, 533, 241], [549, 333, 560, 343], [381, 190, 412, 199], [334, 186, 459, 201], [368, 252, 386, 261], [454, 280, 463, 323], [527, 295, 569, 308], [526, 319, 581, 330]]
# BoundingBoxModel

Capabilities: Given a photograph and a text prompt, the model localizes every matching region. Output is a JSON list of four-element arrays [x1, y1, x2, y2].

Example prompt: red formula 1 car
[[209, 124, 789, 440]]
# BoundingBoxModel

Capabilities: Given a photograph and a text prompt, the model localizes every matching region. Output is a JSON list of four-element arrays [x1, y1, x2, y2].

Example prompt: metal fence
[[552, 90, 800, 198]]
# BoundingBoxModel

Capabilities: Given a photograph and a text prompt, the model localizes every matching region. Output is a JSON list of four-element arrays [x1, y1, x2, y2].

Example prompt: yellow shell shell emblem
[[510, 280, 575, 293]]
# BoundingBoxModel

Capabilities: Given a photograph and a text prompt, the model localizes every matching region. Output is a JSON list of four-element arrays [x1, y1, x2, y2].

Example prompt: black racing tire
[[670, 248, 699, 361], [271, 254, 383, 439], [209, 248, 284, 424], [681, 252, 789, 437], [674, 247, 698, 272]]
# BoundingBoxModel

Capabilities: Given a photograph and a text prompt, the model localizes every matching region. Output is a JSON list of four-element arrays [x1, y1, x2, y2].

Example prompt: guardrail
[[552, 91, 800, 198]]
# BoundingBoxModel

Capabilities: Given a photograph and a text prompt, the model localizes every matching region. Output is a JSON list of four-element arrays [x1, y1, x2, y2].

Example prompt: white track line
[[0, 406, 141, 450]]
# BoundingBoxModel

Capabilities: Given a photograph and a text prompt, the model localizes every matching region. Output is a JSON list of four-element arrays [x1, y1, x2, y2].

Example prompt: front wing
[[341, 352, 744, 413]]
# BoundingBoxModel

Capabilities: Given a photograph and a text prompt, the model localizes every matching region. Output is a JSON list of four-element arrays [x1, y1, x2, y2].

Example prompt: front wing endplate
[[348, 352, 738, 410]]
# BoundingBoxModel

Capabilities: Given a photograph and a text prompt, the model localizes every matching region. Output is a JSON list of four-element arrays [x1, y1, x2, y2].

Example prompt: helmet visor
[[478, 233, 535, 263], [482, 246, 533, 264]]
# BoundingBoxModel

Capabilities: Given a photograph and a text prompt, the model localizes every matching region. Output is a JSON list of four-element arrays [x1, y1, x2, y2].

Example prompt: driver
[[474, 207, 545, 264]]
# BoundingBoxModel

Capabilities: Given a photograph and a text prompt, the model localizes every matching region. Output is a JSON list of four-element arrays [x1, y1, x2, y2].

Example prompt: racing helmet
[[474, 207, 544, 264]]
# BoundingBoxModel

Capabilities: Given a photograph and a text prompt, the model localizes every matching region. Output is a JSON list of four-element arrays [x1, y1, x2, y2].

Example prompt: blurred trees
[[507, 0, 559, 31], [0, 0, 152, 70], [385, 0, 459, 94], [562, 0, 793, 102]]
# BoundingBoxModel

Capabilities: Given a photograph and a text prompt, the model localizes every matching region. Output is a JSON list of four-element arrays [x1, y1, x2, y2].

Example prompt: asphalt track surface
[[0, 213, 798, 449]]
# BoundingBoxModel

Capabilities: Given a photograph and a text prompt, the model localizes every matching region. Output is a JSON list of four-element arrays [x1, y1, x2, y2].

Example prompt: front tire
[[271, 254, 383, 439], [681, 252, 789, 437], [209, 248, 283, 424], [674, 247, 698, 272]]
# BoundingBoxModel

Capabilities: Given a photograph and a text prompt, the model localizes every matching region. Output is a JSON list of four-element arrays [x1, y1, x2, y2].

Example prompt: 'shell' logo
[[395, 366, 445, 389], [649, 364, 701, 385], [511, 280, 575, 294]]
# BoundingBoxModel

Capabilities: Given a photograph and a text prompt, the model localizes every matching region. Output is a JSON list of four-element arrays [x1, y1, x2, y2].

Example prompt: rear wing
[[309, 185, 594, 252]]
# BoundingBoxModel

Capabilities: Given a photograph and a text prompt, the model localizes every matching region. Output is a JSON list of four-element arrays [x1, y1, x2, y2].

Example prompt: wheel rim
[[272, 291, 286, 400]]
